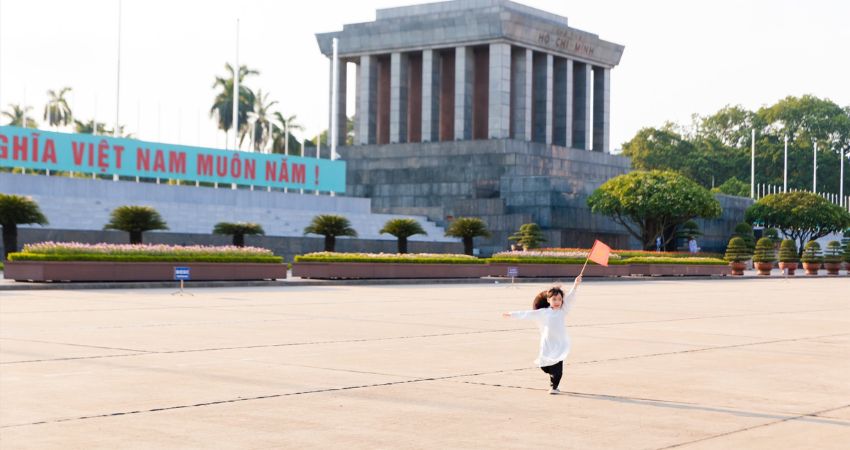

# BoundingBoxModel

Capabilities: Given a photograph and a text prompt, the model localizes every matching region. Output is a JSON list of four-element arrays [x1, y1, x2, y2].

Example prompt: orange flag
[[587, 240, 611, 267]]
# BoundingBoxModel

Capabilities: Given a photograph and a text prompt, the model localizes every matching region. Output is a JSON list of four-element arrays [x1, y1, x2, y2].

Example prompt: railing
[[753, 183, 849, 211]]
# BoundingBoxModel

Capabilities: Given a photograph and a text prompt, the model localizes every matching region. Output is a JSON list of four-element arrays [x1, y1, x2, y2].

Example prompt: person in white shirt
[[502, 276, 582, 394]]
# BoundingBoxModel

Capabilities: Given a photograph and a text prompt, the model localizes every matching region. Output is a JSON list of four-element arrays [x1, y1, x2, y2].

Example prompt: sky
[[1, 0, 848, 152]]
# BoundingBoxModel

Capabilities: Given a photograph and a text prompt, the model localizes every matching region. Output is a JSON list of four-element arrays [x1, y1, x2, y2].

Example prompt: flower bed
[[292, 252, 488, 279], [4, 242, 285, 282], [487, 251, 727, 277]]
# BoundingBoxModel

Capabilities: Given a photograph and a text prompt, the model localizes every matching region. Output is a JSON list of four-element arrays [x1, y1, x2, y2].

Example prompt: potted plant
[[752, 237, 776, 276], [822, 240, 843, 276], [800, 241, 822, 275], [844, 234, 850, 272], [724, 237, 752, 276], [777, 239, 798, 275]]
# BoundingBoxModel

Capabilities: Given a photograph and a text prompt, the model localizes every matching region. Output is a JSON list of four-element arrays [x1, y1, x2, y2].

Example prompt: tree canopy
[[103, 206, 168, 244], [0, 194, 49, 259], [587, 170, 721, 249], [744, 191, 850, 255], [621, 95, 850, 195], [380, 218, 426, 254], [445, 217, 490, 256]]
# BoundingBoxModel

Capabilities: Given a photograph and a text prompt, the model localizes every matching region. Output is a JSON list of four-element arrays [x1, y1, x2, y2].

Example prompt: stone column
[[510, 47, 532, 140], [329, 59, 347, 147], [357, 55, 377, 145], [593, 66, 611, 153], [421, 49, 440, 142], [488, 43, 510, 139], [552, 57, 572, 147], [390, 52, 409, 143], [572, 62, 592, 150], [531, 52, 552, 144], [454, 46, 473, 140]]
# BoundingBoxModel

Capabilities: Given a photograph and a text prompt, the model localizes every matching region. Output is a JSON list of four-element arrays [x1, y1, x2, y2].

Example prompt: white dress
[[509, 287, 577, 367]]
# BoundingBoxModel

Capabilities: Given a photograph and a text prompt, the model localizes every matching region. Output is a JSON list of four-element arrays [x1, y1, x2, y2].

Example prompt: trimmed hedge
[[8, 253, 283, 264], [487, 256, 628, 265], [294, 252, 484, 264], [623, 256, 727, 265]]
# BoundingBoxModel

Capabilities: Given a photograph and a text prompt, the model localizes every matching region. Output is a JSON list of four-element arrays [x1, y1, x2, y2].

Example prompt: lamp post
[[783, 135, 788, 192], [750, 129, 755, 198], [812, 140, 817, 193]]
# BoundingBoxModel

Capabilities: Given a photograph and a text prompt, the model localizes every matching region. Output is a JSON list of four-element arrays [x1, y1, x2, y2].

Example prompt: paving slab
[[1, 278, 848, 448]]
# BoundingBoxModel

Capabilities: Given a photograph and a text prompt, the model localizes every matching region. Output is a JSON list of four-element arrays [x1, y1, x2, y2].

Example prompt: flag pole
[[578, 241, 597, 279]]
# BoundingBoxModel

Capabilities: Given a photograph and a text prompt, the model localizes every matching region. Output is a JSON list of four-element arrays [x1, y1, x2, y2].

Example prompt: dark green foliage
[[800, 241, 822, 264], [675, 220, 702, 240], [212, 222, 265, 247], [304, 215, 358, 252], [778, 239, 798, 263], [103, 206, 168, 244], [0, 194, 49, 259], [752, 237, 777, 263], [445, 217, 490, 256], [711, 177, 750, 197], [745, 192, 850, 256], [294, 253, 483, 264], [763, 228, 782, 246], [508, 223, 546, 250], [380, 218, 426, 254], [9, 253, 282, 263], [587, 170, 721, 250], [724, 237, 752, 262], [823, 240, 843, 264], [732, 223, 756, 252]]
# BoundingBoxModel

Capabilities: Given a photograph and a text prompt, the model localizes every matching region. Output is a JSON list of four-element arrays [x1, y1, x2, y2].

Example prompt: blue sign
[[174, 267, 191, 281], [0, 126, 346, 193], [507, 266, 519, 277]]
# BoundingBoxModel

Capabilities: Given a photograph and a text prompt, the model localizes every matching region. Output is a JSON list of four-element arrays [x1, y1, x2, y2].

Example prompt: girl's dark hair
[[532, 287, 565, 309]]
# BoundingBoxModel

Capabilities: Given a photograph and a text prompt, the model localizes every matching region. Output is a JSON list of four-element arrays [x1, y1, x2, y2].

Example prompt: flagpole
[[578, 241, 597, 279]]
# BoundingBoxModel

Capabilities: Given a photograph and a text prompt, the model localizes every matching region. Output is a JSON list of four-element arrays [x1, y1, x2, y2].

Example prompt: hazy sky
[[1, 0, 848, 152]]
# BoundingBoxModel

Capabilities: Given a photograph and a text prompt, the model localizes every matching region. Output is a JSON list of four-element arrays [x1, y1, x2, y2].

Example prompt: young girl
[[502, 276, 582, 394]]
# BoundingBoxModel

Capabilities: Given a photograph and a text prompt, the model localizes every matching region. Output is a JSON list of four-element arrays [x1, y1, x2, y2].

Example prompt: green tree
[[711, 176, 749, 197], [445, 217, 490, 256], [745, 192, 850, 256], [43, 87, 73, 128], [210, 63, 258, 148], [304, 214, 357, 252], [724, 236, 752, 262], [103, 206, 168, 244], [249, 89, 277, 152], [732, 222, 756, 252], [380, 218, 426, 254], [508, 223, 546, 250], [74, 119, 109, 134], [271, 113, 304, 155], [2, 104, 38, 128], [212, 222, 265, 247], [587, 170, 722, 250], [0, 194, 48, 260]]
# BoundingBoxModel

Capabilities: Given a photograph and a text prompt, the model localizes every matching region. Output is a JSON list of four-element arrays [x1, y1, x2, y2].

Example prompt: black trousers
[[540, 361, 563, 389]]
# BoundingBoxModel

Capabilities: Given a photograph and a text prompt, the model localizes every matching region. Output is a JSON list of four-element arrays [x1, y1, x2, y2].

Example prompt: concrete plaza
[[0, 278, 848, 449]]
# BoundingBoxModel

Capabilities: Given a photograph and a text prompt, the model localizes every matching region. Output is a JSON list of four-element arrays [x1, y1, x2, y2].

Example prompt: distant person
[[688, 237, 698, 254], [656, 236, 662, 252], [502, 276, 582, 395]]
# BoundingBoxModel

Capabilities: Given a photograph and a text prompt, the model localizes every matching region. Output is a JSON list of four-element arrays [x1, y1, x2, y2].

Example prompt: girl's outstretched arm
[[563, 275, 582, 313], [502, 309, 545, 320]]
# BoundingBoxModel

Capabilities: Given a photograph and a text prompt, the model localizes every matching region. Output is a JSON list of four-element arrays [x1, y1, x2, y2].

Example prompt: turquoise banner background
[[0, 126, 346, 192]]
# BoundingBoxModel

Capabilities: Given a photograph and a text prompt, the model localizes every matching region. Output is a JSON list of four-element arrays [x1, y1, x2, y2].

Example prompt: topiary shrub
[[733, 223, 756, 252], [763, 228, 782, 246], [823, 241, 842, 266], [778, 239, 798, 263], [724, 237, 752, 262], [508, 223, 546, 250], [801, 241, 822, 264], [752, 237, 777, 263]]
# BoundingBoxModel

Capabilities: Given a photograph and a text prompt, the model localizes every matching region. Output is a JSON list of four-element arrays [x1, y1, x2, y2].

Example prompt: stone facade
[[317, 0, 624, 150]]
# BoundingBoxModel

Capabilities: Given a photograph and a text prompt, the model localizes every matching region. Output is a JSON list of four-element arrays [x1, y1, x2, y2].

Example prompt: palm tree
[[2, 104, 38, 128], [249, 89, 277, 152], [210, 63, 258, 149], [103, 206, 168, 244], [445, 217, 490, 256], [0, 194, 49, 260], [272, 112, 304, 155], [213, 222, 265, 247], [380, 218, 426, 254], [304, 214, 358, 252], [74, 119, 109, 134], [43, 87, 73, 128]]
